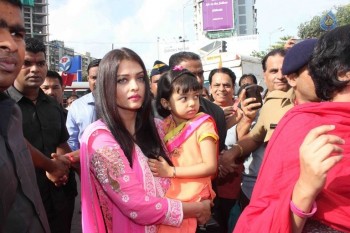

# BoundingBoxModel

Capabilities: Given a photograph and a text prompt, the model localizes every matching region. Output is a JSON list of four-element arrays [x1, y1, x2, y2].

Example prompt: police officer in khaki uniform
[[249, 88, 294, 143]]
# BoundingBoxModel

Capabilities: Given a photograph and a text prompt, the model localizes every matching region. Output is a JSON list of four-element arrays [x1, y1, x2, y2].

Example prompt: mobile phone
[[244, 84, 263, 110]]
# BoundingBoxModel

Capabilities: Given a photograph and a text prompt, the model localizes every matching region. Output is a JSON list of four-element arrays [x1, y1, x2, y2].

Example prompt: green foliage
[[270, 35, 293, 50], [336, 4, 350, 26], [251, 35, 292, 59], [250, 50, 267, 59], [254, 4, 350, 58], [297, 4, 350, 38]]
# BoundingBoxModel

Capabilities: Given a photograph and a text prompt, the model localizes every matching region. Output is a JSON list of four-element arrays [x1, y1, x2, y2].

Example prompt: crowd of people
[[1, 0, 349, 233]]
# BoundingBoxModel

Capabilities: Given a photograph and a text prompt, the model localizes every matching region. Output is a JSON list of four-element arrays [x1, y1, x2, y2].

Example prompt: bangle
[[172, 166, 176, 178], [290, 200, 317, 218], [234, 143, 243, 157]]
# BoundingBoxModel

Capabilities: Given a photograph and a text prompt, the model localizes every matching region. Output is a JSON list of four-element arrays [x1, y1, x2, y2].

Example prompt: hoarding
[[203, 0, 234, 31], [59, 55, 82, 83]]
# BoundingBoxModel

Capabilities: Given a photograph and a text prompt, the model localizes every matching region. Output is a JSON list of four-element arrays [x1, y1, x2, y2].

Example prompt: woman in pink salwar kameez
[[80, 48, 211, 233]]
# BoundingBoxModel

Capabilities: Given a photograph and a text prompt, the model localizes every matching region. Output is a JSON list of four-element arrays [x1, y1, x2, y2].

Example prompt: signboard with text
[[203, 0, 234, 31]]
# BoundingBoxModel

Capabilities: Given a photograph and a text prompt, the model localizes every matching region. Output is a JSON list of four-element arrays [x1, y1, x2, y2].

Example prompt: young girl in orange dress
[[148, 66, 218, 233]]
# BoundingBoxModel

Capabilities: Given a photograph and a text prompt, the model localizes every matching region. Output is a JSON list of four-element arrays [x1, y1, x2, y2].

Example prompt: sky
[[48, 0, 349, 68]]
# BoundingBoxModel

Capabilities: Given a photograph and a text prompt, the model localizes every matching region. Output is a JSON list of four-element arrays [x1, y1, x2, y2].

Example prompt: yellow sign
[[206, 55, 221, 61]]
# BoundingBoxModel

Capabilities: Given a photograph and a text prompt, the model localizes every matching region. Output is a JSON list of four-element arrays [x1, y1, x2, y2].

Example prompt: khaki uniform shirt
[[249, 88, 295, 143]]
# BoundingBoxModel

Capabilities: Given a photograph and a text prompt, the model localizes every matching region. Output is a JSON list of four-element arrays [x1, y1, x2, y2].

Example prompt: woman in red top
[[234, 25, 350, 233]]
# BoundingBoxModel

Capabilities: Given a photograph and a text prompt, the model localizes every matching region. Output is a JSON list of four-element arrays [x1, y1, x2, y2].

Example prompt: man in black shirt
[[6, 37, 77, 233]]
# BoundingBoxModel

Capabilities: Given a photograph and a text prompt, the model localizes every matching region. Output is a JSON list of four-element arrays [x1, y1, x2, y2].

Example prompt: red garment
[[234, 102, 350, 233]]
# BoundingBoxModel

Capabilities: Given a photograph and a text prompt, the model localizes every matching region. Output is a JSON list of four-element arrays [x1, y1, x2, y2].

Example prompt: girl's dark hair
[[95, 47, 170, 167], [156, 69, 202, 118], [309, 25, 350, 100]]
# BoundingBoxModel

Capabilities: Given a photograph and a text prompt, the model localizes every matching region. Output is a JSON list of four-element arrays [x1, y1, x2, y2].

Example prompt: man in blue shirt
[[66, 59, 100, 151]]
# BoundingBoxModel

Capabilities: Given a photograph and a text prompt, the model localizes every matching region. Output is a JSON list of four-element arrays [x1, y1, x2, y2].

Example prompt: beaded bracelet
[[290, 200, 317, 218]]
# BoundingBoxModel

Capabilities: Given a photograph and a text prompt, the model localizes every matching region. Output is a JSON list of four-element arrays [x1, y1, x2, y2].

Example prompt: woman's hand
[[148, 156, 173, 178], [296, 125, 344, 199]]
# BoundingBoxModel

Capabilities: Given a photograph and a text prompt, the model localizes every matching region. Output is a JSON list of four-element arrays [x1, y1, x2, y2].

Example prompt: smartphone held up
[[242, 84, 263, 110]]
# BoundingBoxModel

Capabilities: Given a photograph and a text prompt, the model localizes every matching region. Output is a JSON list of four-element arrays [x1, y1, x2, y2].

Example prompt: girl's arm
[[149, 136, 217, 178], [176, 137, 217, 178]]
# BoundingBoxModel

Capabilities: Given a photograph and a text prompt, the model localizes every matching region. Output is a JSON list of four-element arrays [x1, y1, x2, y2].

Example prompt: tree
[[269, 35, 293, 50], [251, 4, 350, 59], [250, 35, 292, 59], [298, 4, 350, 38], [250, 50, 267, 59]]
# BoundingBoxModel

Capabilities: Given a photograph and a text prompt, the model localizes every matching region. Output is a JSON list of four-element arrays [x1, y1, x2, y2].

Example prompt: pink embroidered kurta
[[80, 119, 183, 233]]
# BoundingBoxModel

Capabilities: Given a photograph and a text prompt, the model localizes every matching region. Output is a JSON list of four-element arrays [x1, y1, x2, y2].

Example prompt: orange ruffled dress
[[158, 112, 219, 233]]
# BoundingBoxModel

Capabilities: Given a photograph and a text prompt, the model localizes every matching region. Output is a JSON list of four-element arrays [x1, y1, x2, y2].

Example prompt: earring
[[168, 106, 171, 111]]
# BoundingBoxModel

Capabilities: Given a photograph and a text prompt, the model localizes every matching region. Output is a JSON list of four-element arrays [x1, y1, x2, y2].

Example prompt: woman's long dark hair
[[95, 48, 170, 167]]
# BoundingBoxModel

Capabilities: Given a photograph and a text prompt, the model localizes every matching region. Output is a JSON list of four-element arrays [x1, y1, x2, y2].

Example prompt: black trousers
[[47, 196, 75, 233]]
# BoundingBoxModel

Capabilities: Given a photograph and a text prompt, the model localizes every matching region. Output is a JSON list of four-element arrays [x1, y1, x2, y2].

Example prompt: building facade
[[234, 0, 258, 35], [47, 40, 74, 71], [193, 0, 257, 40], [21, 0, 49, 42], [20, 0, 94, 78]]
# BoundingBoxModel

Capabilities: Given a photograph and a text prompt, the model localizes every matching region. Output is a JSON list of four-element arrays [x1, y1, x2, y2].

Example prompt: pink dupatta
[[80, 121, 107, 233], [164, 113, 212, 153]]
